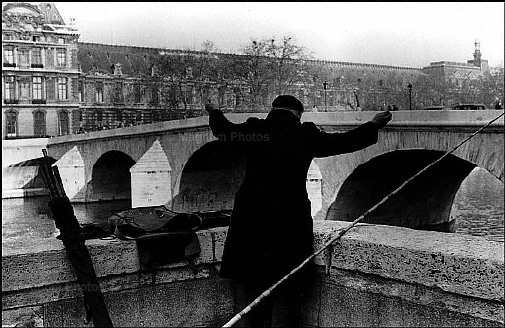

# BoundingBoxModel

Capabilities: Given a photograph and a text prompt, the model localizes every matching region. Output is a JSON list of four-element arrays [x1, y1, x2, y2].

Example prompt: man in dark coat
[[206, 95, 392, 327]]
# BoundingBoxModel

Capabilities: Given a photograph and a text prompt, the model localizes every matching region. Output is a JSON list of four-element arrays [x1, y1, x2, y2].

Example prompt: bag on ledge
[[78, 205, 231, 270], [108, 205, 203, 240], [108, 205, 203, 270]]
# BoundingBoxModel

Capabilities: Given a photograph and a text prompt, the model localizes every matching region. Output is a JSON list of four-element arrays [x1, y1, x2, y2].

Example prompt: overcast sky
[[53, 2, 504, 68]]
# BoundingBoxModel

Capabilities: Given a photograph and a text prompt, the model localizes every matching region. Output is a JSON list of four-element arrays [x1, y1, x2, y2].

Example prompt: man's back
[[205, 95, 392, 327], [236, 110, 314, 206]]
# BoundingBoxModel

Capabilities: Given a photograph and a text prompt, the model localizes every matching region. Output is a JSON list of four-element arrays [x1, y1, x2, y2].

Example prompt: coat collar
[[266, 109, 300, 126]]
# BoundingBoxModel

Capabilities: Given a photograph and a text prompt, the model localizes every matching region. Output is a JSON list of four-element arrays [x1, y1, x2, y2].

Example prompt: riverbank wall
[[2, 221, 503, 327]]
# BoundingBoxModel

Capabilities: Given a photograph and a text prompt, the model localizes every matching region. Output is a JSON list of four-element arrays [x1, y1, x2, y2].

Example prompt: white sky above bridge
[[51, 2, 504, 68]]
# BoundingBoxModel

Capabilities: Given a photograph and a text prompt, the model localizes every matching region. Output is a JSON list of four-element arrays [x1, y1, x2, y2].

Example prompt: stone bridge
[[45, 110, 504, 228]]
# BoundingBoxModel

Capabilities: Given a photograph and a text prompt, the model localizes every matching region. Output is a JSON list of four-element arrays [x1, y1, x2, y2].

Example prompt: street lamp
[[323, 81, 328, 110], [408, 83, 412, 110], [354, 88, 360, 109]]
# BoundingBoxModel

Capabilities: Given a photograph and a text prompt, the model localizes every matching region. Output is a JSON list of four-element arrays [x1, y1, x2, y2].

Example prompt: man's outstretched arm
[[309, 110, 392, 157], [206, 102, 256, 143]]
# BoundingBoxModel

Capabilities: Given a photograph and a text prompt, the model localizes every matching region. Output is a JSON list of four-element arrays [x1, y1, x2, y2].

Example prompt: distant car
[[452, 104, 486, 110], [423, 106, 449, 110]]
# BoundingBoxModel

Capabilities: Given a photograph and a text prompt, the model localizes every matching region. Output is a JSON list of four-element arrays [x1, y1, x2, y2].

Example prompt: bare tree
[[265, 35, 312, 95], [240, 35, 313, 110], [197, 41, 245, 110], [239, 39, 274, 110], [125, 35, 316, 120]]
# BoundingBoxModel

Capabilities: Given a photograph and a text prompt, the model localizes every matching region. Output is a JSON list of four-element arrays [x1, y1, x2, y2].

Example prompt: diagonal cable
[[222, 111, 504, 327]]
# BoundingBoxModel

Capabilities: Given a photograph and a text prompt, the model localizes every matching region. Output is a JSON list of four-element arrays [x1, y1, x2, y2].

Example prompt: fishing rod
[[222, 111, 504, 327]]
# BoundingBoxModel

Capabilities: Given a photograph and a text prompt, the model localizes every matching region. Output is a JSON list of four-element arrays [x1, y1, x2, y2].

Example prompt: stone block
[[2, 306, 44, 328], [43, 279, 234, 327], [312, 221, 504, 301]]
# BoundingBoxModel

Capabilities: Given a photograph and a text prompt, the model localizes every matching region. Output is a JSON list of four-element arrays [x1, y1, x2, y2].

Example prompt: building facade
[[2, 3, 502, 139], [419, 41, 501, 107], [2, 2, 81, 139]]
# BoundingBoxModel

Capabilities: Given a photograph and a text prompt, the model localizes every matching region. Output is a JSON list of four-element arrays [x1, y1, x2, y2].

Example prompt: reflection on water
[[2, 196, 130, 242], [451, 167, 504, 242], [2, 168, 503, 245], [2, 195, 55, 241]]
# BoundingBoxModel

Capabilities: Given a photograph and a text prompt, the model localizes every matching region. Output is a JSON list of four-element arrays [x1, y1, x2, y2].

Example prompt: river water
[[2, 167, 503, 245]]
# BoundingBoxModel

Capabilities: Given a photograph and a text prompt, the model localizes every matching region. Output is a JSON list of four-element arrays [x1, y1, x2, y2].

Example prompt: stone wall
[[2, 221, 503, 327]]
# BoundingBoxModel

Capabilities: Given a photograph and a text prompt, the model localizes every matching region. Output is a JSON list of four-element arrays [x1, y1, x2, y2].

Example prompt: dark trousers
[[232, 279, 306, 327]]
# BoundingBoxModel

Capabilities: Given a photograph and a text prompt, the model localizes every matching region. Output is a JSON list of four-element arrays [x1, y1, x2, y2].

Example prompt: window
[[134, 84, 141, 103], [94, 109, 103, 122], [6, 110, 18, 138], [58, 37, 65, 44], [3, 47, 15, 66], [234, 89, 241, 106], [95, 82, 103, 103], [151, 85, 159, 105], [58, 111, 70, 136], [4, 34, 14, 40], [32, 77, 43, 100], [185, 85, 194, 104], [202, 87, 210, 104], [57, 77, 67, 100], [115, 108, 123, 122], [32, 35, 40, 42], [114, 64, 122, 76], [31, 48, 42, 67], [4, 76, 15, 102], [114, 81, 123, 103], [57, 49, 66, 67], [33, 111, 46, 137], [186, 67, 193, 79], [19, 81, 30, 98], [78, 80, 84, 102], [19, 49, 29, 66]]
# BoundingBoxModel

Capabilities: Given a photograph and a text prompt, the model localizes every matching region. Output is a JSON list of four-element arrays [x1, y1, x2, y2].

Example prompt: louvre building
[[2, 2, 501, 139]]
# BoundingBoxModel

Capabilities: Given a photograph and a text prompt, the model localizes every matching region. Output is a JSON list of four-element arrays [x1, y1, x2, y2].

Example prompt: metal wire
[[222, 111, 504, 327]]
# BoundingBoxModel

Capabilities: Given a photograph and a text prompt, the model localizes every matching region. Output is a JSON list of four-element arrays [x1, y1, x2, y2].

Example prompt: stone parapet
[[46, 110, 505, 146], [312, 220, 504, 299], [2, 221, 503, 326]]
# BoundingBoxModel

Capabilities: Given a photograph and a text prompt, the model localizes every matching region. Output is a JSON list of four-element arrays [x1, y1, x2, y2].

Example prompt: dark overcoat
[[209, 109, 378, 288]]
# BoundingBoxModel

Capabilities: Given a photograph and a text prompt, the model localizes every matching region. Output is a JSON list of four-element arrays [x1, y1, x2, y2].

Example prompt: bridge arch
[[88, 150, 135, 202], [173, 142, 330, 216], [172, 141, 246, 212], [326, 149, 476, 231]]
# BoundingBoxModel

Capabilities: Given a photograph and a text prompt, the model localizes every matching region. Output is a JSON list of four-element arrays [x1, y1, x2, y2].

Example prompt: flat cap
[[272, 95, 304, 113]]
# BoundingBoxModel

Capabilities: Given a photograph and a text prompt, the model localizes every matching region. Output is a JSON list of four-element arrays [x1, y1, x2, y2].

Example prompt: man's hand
[[371, 110, 392, 129], [205, 102, 219, 114]]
